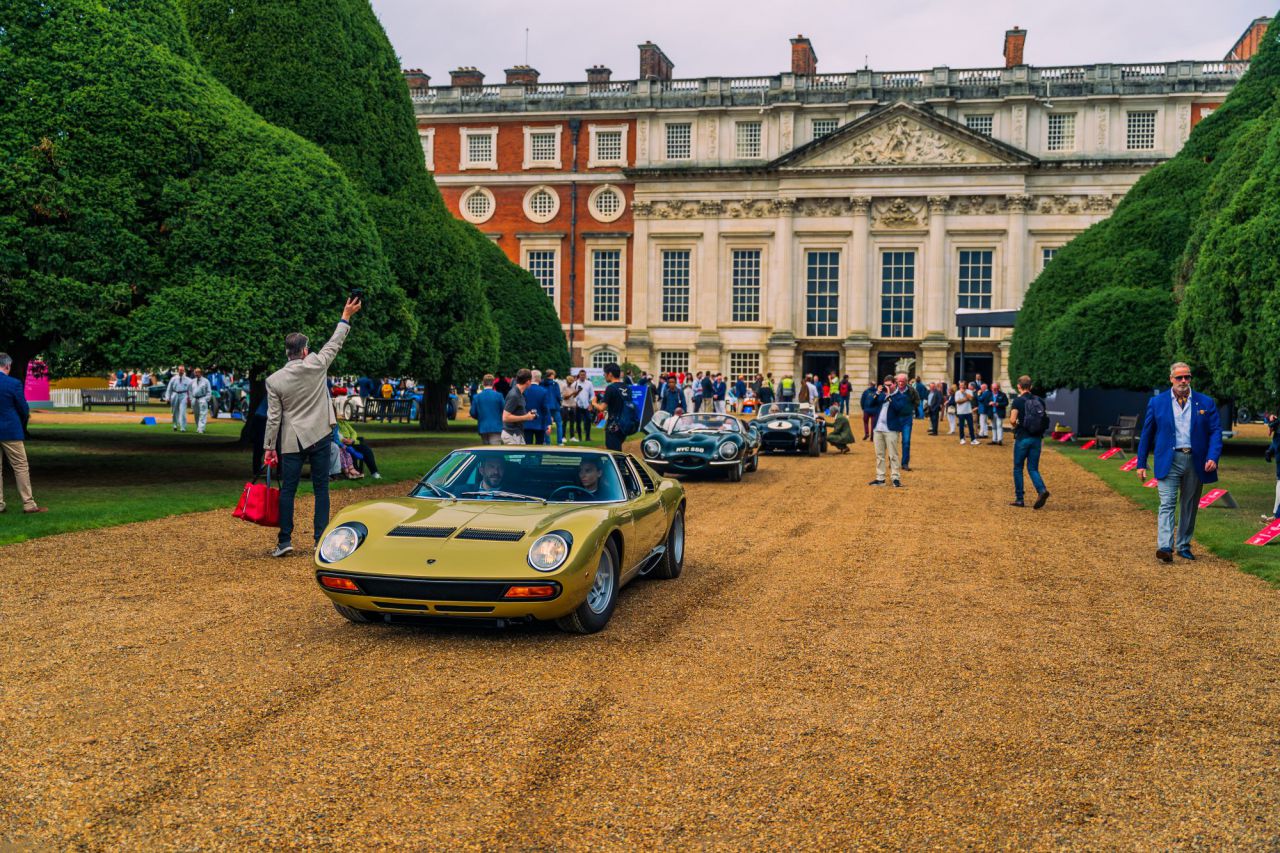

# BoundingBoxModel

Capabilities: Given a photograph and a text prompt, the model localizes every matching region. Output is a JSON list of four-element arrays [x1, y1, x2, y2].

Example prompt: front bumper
[[646, 454, 739, 472], [760, 432, 810, 451], [316, 570, 579, 620]]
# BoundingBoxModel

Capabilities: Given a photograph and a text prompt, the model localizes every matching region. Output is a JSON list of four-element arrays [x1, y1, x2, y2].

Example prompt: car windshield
[[668, 414, 741, 434], [758, 403, 812, 417], [411, 449, 625, 503]]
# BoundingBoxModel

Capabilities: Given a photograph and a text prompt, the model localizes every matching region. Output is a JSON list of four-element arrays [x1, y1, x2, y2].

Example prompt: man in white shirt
[[189, 368, 213, 434], [164, 367, 192, 432]]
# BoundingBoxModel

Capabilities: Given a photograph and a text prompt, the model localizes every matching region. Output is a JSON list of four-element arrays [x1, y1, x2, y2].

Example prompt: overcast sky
[[370, 0, 1274, 82]]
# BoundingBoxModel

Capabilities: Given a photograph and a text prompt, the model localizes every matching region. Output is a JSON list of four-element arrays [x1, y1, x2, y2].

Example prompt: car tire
[[650, 507, 685, 580], [556, 540, 619, 634], [332, 602, 378, 624], [820, 434, 828, 453], [727, 459, 743, 482], [808, 435, 820, 456], [746, 451, 759, 472]]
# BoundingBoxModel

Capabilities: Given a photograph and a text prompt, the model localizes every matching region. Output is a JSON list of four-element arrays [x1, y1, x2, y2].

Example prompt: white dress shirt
[[1172, 389, 1192, 450]]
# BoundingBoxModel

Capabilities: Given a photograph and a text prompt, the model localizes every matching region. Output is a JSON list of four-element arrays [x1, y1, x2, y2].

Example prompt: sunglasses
[[1172, 375, 1192, 381]]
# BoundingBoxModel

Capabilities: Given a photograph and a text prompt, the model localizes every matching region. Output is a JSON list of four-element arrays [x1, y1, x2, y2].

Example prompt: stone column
[[920, 195, 951, 380], [768, 199, 798, 377], [1005, 194, 1032, 310], [696, 200, 723, 373], [843, 196, 873, 385]]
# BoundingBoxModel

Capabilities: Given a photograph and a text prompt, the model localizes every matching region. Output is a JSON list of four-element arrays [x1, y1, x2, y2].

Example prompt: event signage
[[1198, 488, 1238, 509], [1144, 478, 1158, 488], [1246, 518, 1280, 546], [1120, 458, 1139, 472], [1080, 439, 1097, 450], [1056, 432, 1074, 442], [1098, 448, 1122, 460], [23, 359, 51, 408]]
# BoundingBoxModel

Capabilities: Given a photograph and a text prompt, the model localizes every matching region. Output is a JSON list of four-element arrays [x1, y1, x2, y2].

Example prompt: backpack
[[1021, 395, 1048, 437], [610, 383, 641, 436]]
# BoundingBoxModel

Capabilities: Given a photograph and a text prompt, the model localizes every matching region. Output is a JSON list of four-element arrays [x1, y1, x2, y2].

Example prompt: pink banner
[[1144, 478, 1158, 488], [1056, 432, 1074, 442], [23, 359, 50, 404], [1247, 519, 1280, 546], [1098, 448, 1122, 460], [1080, 439, 1097, 450], [1198, 489, 1230, 509], [1120, 458, 1139, 472]]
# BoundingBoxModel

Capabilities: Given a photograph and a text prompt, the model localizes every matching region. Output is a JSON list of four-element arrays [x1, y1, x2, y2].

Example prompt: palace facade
[[408, 27, 1252, 382]]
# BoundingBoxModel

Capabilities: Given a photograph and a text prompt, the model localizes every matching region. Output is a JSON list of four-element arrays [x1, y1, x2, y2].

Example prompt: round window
[[460, 187, 495, 224], [588, 185, 626, 223], [522, 186, 560, 223]]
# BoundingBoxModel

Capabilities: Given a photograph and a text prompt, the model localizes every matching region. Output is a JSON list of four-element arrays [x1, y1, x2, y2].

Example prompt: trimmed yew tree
[[1010, 13, 1280, 392], [0, 0, 410, 383], [182, 0, 570, 427]]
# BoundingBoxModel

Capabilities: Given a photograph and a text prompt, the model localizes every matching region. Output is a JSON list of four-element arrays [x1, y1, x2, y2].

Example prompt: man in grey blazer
[[263, 298, 361, 556]]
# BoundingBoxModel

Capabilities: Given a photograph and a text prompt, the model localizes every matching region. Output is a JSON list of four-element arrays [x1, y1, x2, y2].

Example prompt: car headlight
[[718, 441, 738, 459], [319, 523, 367, 563], [643, 439, 660, 457], [801, 426, 812, 436], [528, 533, 570, 572]]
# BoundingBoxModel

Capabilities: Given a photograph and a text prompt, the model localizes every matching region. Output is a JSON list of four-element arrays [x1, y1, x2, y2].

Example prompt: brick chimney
[[790, 35, 818, 76], [449, 66, 484, 88], [402, 68, 431, 91], [1003, 27, 1026, 68], [586, 65, 613, 85], [504, 65, 540, 85], [638, 41, 674, 81]]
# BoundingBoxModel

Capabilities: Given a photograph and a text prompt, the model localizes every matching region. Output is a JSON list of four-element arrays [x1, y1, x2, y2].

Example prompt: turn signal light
[[320, 575, 361, 592], [503, 584, 557, 599]]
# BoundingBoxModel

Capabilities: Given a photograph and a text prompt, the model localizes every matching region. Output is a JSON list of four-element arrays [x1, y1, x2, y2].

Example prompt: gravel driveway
[[2, 435, 1279, 849]]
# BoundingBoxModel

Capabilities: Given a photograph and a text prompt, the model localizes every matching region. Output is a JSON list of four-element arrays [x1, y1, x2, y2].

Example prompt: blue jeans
[[277, 438, 331, 547], [901, 418, 913, 467], [839, 395, 849, 414], [1013, 436, 1046, 502], [1157, 451, 1203, 553], [958, 413, 976, 441], [549, 409, 564, 444]]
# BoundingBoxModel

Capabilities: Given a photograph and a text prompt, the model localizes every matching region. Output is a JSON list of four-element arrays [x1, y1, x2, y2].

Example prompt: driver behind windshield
[[576, 457, 604, 496], [477, 456, 506, 491]]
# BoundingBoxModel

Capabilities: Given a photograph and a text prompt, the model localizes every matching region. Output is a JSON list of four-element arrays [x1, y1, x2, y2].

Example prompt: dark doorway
[[876, 351, 917, 383], [802, 350, 840, 382], [953, 353, 994, 385]]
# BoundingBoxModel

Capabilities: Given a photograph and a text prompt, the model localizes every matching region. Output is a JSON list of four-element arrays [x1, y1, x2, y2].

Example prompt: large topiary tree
[[0, 0, 411, 386], [1010, 14, 1280, 392], [182, 0, 564, 427]]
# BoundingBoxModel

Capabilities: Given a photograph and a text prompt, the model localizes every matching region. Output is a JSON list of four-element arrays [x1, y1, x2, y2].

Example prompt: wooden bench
[[362, 397, 414, 424], [82, 389, 141, 411], [1103, 414, 1140, 450]]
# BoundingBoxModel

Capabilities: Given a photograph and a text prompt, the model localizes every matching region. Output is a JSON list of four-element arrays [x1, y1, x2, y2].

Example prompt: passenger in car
[[577, 457, 604, 496], [477, 456, 507, 491]]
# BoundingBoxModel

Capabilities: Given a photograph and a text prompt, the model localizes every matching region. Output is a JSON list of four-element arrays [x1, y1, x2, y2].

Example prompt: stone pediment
[[775, 102, 1035, 171]]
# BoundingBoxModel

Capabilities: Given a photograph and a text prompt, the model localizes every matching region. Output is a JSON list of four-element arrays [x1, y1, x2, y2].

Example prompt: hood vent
[[456, 528, 526, 542], [388, 525, 457, 538]]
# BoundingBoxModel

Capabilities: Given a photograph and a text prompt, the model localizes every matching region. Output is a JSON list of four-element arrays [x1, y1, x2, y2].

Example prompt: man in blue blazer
[[1136, 362, 1223, 562], [470, 374, 505, 445], [522, 370, 549, 445], [0, 353, 46, 513]]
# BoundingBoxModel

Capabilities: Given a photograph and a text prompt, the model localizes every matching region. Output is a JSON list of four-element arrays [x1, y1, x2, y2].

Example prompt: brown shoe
[[24, 506, 48, 514], [1156, 549, 1173, 563]]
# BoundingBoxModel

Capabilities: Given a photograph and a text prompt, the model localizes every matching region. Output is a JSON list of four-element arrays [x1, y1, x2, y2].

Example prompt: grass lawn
[[1053, 429, 1279, 585], [3, 412, 607, 546]]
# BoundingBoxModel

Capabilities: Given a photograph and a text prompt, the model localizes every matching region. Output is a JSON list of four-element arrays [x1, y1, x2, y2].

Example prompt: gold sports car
[[314, 446, 686, 633]]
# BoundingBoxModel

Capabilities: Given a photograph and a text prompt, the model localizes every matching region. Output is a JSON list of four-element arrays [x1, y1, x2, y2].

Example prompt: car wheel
[[820, 434, 828, 453], [556, 540, 619, 634], [332, 602, 379, 624], [746, 451, 759, 472], [727, 459, 743, 482], [650, 506, 685, 580], [808, 435, 820, 456]]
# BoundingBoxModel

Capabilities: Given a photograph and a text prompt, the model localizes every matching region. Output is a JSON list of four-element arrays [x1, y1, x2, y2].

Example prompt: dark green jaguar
[[640, 412, 761, 482]]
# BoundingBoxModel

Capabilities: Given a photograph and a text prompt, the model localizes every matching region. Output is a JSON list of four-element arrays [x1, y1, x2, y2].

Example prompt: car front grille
[[388, 525, 456, 538], [322, 574, 560, 603], [455, 528, 525, 542]]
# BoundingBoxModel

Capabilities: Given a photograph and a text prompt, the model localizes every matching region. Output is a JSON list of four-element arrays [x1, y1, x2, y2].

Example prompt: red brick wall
[[1191, 103, 1223, 128], [1227, 19, 1269, 61]]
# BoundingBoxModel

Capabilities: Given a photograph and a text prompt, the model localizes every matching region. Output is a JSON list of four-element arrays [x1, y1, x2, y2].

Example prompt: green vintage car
[[313, 447, 686, 634], [639, 411, 761, 481]]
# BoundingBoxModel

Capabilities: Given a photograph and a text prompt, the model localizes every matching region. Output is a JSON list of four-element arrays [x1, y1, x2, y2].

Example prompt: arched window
[[591, 349, 618, 369]]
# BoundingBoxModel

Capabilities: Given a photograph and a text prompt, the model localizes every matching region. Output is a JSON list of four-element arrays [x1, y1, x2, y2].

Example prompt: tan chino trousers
[[872, 430, 902, 482], [0, 440, 37, 511]]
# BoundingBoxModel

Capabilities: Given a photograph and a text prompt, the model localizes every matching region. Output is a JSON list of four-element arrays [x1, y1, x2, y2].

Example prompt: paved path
[[2, 433, 1279, 848]]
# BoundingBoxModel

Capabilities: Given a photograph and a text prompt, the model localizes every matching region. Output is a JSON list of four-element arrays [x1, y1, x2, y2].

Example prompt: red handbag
[[233, 467, 280, 527]]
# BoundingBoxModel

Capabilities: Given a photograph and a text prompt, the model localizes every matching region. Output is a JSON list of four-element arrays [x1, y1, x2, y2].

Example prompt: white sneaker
[[372, 472, 382, 480], [959, 439, 966, 444], [270, 543, 294, 558]]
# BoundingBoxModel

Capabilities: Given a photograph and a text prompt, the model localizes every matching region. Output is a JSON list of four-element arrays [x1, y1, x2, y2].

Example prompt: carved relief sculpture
[[801, 116, 1000, 168], [947, 195, 1007, 215], [1095, 105, 1108, 151], [874, 197, 926, 228]]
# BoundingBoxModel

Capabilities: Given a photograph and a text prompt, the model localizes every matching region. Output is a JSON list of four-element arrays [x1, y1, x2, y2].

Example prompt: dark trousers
[[278, 438, 331, 547], [839, 395, 850, 414], [525, 428, 546, 445], [928, 408, 940, 434], [351, 438, 378, 475], [250, 414, 267, 478], [901, 418, 913, 468], [861, 412, 873, 438], [579, 408, 593, 442], [958, 413, 976, 441], [604, 428, 624, 451]]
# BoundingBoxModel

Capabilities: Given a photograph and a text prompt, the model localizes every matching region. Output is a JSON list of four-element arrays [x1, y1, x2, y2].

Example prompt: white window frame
[[727, 351, 761, 379], [458, 186, 496, 224], [522, 125, 563, 169], [418, 128, 435, 171], [665, 122, 693, 161], [1046, 112, 1077, 152], [956, 247, 997, 339], [878, 246, 919, 340], [1126, 110, 1159, 151], [460, 126, 498, 170], [658, 351, 690, 375], [804, 248, 841, 339], [588, 184, 627, 223], [520, 239, 561, 309], [659, 247, 693, 325], [587, 240, 628, 326], [735, 120, 763, 159], [591, 348, 620, 369], [1041, 246, 1060, 270], [588, 124, 628, 168], [810, 117, 839, 141], [964, 114, 994, 137], [521, 185, 561, 224]]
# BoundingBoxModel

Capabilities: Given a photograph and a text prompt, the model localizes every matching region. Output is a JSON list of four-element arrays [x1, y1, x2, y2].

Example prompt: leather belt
[[1175, 448, 1192, 453]]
